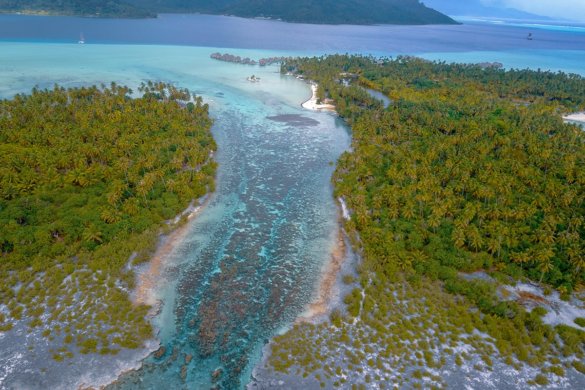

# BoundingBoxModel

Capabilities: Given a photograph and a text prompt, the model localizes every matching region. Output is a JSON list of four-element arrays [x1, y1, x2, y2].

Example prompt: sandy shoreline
[[249, 199, 356, 388], [563, 112, 585, 122], [134, 196, 210, 307], [301, 80, 348, 320], [98, 196, 212, 389], [297, 196, 353, 322], [296, 228, 347, 323], [301, 83, 336, 112], [295, 198, 356, 324]]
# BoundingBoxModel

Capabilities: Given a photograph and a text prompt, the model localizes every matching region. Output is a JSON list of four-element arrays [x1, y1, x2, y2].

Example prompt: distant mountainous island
[[423, 0, 551, 20], [0, 0, 155, 18], [0, 0, 457, 25]]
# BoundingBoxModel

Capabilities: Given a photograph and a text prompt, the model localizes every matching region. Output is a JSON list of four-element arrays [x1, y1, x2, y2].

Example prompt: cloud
[[481, 0, 585, 21]]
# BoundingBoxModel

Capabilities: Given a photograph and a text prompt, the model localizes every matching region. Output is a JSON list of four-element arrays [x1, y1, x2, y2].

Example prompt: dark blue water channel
[[2, 13, 585, 53]]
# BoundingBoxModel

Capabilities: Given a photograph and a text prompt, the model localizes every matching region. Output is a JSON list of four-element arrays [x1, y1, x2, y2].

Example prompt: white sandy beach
[[302, 83, 336, 112], [563, 112, 585, 122], [296, 197, 355, 323], [296, 230, 346, 322]]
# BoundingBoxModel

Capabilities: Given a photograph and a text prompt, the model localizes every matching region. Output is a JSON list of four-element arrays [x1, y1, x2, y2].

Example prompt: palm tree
[[82, 225, 103, 244]]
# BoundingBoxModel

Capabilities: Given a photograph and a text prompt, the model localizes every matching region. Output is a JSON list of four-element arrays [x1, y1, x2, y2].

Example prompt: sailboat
[[78, 33, 85, 44]]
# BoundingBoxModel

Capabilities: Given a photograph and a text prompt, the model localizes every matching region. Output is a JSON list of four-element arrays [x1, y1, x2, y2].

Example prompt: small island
[[0, 0, 155, 18], [0, 82, 216, 358], [210, 52, 289, 67], [210, 52, 257, 65], [261, 55, 585, 388]]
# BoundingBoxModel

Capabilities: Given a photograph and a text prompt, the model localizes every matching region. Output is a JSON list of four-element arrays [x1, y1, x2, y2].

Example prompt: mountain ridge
[[0, 0, 154, 18], [423, 0, 552, 21], [0, 0, 457, 25]]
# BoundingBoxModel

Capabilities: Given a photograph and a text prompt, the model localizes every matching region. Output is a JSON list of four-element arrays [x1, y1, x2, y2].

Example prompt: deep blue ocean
[[0, 13, 584, 390], [1, 13, 585, 54]]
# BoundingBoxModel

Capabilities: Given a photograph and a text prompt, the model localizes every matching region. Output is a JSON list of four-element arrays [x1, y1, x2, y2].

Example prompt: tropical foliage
[[0, 82, 216, 357], [285, 55, 585, 289], [268, 55, 585, 386]]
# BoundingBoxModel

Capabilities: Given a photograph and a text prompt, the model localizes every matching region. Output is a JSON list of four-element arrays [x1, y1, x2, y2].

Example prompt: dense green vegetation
[[268, 55, 585, 386], [288, 55, 585, 289], [0, 82, 216, 357], [0, 0, 154, 18], [270, 276, 585, 388]]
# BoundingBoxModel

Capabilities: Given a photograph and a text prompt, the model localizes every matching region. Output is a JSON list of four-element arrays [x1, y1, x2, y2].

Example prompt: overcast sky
[[482, 0, 585, 21]]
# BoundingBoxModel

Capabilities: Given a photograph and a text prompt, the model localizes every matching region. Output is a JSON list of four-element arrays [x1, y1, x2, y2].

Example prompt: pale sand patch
[[134, 198, 209, 307], [563, 112, 585, 122], [296, 227, 346, 323], [302, 83, 336, 112]]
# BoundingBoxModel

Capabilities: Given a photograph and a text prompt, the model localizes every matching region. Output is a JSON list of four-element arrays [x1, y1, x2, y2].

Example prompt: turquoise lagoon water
[[0, 42, 350, 389], [1, 13, 585, 390]]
